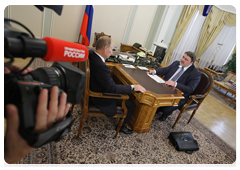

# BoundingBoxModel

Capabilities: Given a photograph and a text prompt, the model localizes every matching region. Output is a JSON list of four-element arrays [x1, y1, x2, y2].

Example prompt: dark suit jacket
[[156, 61, 201, 105], [89, 50, 132, 117]]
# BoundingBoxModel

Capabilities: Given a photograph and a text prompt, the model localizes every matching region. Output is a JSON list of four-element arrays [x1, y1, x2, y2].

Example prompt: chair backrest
[[194, 59, 200, 69], [191, 68, 214, 96], [92, 32, 111, 47]]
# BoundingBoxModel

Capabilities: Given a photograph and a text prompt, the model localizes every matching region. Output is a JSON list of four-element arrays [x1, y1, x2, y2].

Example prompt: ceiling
[[214, 5, 238, 14]]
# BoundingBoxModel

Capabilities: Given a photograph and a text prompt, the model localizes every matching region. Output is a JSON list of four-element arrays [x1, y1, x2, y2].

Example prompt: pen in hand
[[146, 70, 154, 75]]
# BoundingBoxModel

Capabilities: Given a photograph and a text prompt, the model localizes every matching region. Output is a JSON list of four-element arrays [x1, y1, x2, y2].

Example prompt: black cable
[[4, 18, 36, 83]]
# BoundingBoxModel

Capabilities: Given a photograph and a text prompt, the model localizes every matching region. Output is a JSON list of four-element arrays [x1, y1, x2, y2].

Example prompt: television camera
[[4, 6, 87, 147]]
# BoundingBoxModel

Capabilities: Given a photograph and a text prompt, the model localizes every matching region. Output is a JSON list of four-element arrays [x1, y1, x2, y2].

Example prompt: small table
[[204, 67, 223, 78]]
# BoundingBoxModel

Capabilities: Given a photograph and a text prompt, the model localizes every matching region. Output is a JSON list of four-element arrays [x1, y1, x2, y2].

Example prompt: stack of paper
[[119, 54, 135, 62], [147, 74, 165, 83], [122, 64, 135, 69], [137, 66, 148, 71]]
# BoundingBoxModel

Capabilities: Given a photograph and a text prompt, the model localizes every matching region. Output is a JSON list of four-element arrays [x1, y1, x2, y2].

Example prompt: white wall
[[91, 5, 132, 48], [52, 5, 85, 42], [9, 5, 43, 38], [156, 5, 176, 44], [127, 5, 157, 46]]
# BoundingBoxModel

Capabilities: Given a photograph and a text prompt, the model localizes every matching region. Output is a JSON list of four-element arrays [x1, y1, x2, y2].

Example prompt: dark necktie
[[171, 67, 184, 82]]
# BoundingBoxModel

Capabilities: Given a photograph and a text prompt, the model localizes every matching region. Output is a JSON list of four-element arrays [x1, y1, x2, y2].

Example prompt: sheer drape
[[168, 9, 206, 65], [195, 6, 236, 59], [198, 25, 236, 70], [163, 5, 198, 65]]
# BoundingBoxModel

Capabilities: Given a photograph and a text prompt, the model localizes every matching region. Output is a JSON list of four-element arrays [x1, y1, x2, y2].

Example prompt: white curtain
[[168, 9, 206, 65], [198, 25, 236, 71]]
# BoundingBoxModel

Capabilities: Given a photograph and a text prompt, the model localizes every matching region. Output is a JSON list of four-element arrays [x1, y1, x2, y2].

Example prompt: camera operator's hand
[[4, 64, 34, 74], [4, 86, 71, 164], [33, 86, 71, 132]]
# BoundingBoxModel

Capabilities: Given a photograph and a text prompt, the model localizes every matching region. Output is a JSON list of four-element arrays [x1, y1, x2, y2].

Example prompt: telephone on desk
[[137, 51, 146, 58], [139, 47, 154, 56], [105, 55, 119, 63]]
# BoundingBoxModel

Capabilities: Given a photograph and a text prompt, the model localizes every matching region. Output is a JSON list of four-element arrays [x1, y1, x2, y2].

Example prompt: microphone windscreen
[[42, 37, 89, 62]]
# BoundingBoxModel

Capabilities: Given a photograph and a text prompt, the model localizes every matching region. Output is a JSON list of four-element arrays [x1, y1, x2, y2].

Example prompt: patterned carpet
[[18, 58, 236, 164], [19, 105, 236, 164]]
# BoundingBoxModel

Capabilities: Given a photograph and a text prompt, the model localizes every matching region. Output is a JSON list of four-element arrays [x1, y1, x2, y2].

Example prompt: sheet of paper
[[147, 74, 165, 83], [137, 66, 148, 71], [122, 64, 135, 69], [119, 54, 129, 59]]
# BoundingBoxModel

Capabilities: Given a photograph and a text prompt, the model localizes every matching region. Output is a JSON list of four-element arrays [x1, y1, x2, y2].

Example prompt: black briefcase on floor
[[168, 132, 199, 154]]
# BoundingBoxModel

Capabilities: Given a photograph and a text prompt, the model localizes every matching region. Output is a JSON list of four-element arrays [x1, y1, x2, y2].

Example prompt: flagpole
[[77, 33, 82, 43]]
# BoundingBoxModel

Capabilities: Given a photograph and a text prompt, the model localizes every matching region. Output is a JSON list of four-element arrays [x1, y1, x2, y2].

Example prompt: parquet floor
[[195, 95, 236, 150]]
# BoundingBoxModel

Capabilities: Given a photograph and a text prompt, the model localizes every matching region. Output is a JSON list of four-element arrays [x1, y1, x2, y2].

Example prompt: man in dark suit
[[89, 36, 146, 134], [147, 51, 201, 121]]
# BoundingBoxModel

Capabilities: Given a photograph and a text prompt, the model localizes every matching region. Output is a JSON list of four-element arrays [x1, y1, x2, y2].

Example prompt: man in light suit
[[147, 51, 201, 121], [89, 36, 146, 134]]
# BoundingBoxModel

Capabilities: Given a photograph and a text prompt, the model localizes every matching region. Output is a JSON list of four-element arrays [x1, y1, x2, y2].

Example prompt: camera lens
[[19, 66, 67, 91]]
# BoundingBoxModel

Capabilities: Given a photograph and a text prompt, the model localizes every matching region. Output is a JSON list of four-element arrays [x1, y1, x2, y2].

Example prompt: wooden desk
[[107, 63, 184, 133]]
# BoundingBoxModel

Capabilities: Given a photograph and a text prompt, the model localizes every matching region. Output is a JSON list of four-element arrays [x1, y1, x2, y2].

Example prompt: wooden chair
[[92, 32, 111, 47], [172, 68, 214, 129], [71, 59, 129, 139]]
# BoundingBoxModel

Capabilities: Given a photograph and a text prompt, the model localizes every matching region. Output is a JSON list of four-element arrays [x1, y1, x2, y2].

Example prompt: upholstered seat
[[172, 68, 214, 128]]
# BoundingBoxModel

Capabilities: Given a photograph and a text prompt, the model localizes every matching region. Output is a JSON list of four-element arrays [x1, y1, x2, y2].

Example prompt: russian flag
[[80, 5, 94, 46], [202, 5, 212, 16]]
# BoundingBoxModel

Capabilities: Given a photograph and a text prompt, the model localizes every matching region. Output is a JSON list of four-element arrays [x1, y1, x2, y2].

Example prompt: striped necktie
[[171, 67, 184, 82]]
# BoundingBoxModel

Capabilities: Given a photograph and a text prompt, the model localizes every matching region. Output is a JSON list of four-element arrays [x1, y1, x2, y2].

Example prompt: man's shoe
[[119, 125, 134, 134], [158, 115, 167, 121]]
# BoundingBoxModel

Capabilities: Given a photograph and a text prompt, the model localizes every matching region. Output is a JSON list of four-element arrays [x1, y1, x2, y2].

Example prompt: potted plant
[[222, 53, 236, 74]]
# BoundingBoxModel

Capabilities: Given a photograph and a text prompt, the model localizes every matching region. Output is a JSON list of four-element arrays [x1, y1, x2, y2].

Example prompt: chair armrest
[[102, 93, 122, 97], [89, 90, 129, 100]]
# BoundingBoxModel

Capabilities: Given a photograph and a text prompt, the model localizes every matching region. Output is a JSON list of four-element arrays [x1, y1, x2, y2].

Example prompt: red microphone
[[5, 36, 89, 62], [42, 37, 89, 62]]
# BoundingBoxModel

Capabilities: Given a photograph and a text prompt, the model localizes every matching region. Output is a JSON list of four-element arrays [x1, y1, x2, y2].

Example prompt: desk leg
[[129, 99, 158, 133]]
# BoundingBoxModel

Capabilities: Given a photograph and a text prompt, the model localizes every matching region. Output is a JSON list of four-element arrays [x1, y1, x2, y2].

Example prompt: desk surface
[[120, 67, 179, 95]]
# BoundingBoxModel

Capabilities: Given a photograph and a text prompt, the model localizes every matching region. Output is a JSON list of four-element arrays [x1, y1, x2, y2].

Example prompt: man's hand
[[134, 85, 146, 93], [4, 64, 34, 74], [4, 86, 71, 164], [146, 70, 155, 75], [165, 80, 176, 87]]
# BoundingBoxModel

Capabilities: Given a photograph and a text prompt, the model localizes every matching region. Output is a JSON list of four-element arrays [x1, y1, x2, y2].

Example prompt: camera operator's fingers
[[47, 86, 59, 128], [34, 88, 49, 132], [4, 64, 34, 74], [4, 67, 11, 74], [5, 104, 34, 163], [65, 103, 71, 116], [55, 92, 68, 122], [5, 104, 19, 138], [21, 67, 34, 74]]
